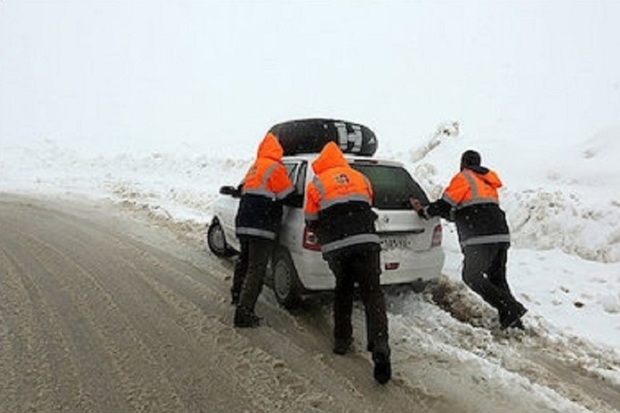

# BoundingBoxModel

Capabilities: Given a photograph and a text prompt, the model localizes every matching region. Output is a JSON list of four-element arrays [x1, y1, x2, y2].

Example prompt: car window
[[351, 164, 429, 209], [284, 162, 298, 180], [283, 161, 306, 208], [296, 162, 307, 195]]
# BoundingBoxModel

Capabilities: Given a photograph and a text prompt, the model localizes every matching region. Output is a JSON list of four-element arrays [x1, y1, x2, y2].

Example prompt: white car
[[207, 152, 445, 309]]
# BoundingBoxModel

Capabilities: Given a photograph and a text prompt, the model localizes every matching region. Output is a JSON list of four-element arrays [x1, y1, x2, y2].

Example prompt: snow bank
[[404, 123, 620, 263]]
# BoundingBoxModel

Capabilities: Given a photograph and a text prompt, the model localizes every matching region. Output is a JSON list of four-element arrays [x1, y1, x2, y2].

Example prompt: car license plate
[[380, 235, 411, 250]]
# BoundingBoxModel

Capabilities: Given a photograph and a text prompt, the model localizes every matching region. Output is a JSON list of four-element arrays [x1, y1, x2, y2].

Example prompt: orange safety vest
[[241, 132, 294, 201], [441, 169, 502, 209], [305, 144, 373, 221], [304, 142, 379, 254], [235, 133, 294, 240]]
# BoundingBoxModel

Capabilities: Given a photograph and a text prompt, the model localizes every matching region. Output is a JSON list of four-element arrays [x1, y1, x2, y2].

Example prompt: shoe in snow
[[372, 342, 392, 385], [234, 306, 261, 328], [500, 305, 527, 330], [333, 337, 353, 355]]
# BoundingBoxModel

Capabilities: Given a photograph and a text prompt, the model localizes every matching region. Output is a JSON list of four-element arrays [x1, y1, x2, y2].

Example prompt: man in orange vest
[[411, 150, 527, 330], [233, 132, 295, 328], [305, 142, 391, 385]]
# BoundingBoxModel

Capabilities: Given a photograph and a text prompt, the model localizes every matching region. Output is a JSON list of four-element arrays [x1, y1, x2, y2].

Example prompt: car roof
[[282, 153, 405, 168]]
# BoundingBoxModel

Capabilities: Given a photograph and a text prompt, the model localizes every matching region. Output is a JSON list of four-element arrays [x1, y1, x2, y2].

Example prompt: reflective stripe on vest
[[460, 234, 510, 247], [321, 233, 381, 253], [277, 185, 295, 200], [236, 226, 277, 240], [305, 212, 319, 221], [313, 176, 326, 196]]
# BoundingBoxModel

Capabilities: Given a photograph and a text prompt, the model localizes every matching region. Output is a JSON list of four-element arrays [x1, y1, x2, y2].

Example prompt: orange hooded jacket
[[235, 133, 294, 240], [304, 142, 379, 256], [442, 169, 502, 207], [421, 165, 510, 248], [241, 132, 294, 199]]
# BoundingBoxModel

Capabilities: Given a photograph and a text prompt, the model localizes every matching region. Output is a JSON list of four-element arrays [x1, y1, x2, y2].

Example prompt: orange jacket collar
[[464, 167, 502, 189]]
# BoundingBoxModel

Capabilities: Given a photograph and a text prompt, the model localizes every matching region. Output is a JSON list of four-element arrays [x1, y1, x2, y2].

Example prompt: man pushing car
[[305, 141, 392, 385], [232, 132, 295, 327]]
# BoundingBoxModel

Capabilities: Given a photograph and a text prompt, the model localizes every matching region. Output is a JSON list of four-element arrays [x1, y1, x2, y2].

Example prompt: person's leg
[[462, 245, 515, 311], [328, 254, 355, 354], [235, 238, 273, 327], [354, 249, 391, 384], [462, 244, 525, 329], [487, 244, 527, 329], [487, 244, 511, 293], [231, 239, 249, 305], [353, 250, 388, 351]]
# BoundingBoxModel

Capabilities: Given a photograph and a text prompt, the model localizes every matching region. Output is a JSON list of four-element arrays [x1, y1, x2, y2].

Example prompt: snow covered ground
[[1, 123, 619, 354]]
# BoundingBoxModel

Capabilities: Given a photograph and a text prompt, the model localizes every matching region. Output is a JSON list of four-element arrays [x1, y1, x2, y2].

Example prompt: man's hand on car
[[409, 197, 423, 212]]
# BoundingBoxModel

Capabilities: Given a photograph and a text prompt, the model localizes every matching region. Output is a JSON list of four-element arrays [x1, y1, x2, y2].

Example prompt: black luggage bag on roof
[[269, 118, 378, 157]]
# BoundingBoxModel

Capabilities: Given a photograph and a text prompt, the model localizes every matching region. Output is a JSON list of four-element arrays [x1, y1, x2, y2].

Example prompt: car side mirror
[[219, 185, 240, 198]]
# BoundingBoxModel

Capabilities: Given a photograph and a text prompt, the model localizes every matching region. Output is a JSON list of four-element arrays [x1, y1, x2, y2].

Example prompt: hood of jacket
[[257, 132, 284, 161], [312, 142, 349, 174], [466, 165, 502, 189]]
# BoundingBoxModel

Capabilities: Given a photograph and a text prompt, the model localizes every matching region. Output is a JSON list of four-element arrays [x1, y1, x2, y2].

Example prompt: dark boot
[[333, 337, 353, 355], [230, 291, 240, 306], [500, 304, 527, 330], [512, 319, 525, 330], [234, 306, 261, 328], [372, 340, 391, 385]]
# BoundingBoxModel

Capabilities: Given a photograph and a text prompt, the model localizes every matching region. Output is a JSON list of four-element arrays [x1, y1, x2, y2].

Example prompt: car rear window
[[352, 164, 429, 210]]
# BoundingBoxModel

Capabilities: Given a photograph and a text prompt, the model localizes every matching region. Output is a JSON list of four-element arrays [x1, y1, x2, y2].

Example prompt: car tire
[[272, 247, 302, 310], [207, 218, 234, 257], [411, 279, 437, 293]]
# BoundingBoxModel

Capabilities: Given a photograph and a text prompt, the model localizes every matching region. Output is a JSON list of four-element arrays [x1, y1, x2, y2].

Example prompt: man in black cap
[[411, 150, 527, 330]]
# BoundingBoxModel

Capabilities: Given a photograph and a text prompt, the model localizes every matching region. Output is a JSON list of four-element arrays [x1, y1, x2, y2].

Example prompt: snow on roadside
[[402, 125, 620, 264]]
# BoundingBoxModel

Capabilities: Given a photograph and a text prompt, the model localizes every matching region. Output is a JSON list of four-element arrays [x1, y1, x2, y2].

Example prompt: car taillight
[[385, 262, 400, 270], [431, 224, 442, 247], [303, 226, 321, 251]]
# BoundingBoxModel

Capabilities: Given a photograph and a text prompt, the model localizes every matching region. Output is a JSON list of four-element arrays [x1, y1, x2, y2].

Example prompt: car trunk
[[350, 161, 440, 253], [373, 209, 439, 252]]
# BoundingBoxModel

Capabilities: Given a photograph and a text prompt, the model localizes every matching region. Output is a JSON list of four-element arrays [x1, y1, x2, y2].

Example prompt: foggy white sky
[[1, 1, 620, 155]]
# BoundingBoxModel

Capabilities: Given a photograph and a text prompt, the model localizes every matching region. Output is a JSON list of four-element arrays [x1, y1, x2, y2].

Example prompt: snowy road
[[1, 194, 619, 413]]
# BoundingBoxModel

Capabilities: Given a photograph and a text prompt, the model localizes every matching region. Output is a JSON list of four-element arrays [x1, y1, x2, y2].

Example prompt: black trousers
[[234, 238, 274, 311], [231, 240, 249, 301], [462, 243, 521, 314], [327, 248, 389, 349]]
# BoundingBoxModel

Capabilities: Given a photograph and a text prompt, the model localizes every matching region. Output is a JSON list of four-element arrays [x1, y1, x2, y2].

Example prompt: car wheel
[[207, 218, 233, 257], [272, 247, 302, 310], [411, 279, 437, 293]]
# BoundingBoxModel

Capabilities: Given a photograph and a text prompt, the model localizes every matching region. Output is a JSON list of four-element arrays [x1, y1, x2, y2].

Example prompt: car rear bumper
[[379, 247, 445, 284], [291, 247, 445, 291]]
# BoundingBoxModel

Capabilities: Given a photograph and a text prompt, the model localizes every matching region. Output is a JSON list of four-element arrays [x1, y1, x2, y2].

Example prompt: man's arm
[[410, 197, 452, 220]]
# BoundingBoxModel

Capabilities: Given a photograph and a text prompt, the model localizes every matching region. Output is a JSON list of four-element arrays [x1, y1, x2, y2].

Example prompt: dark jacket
[[235, 133, 294, 241], [420, 165, 510, 249], [304, 142, 380, 259]]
